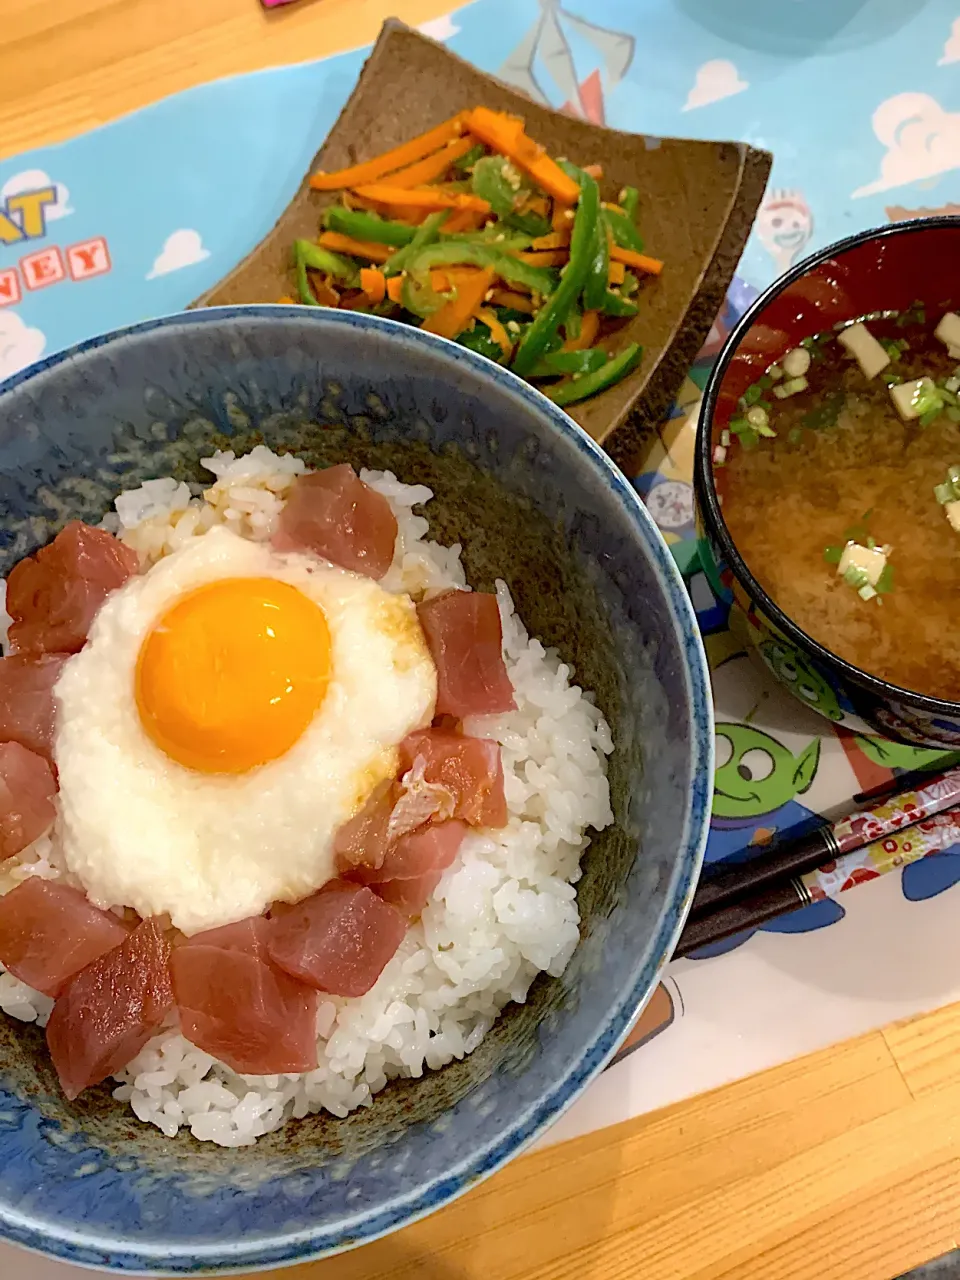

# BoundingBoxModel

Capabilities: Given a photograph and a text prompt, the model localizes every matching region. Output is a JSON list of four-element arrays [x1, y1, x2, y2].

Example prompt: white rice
[[0, 448, 613, 1146]]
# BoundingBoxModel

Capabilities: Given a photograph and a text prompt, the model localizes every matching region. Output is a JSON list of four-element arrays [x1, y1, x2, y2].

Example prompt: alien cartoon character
[[759, 638, 845, 723], [851, 735, 960, 903], [685, 723, 844, 959]]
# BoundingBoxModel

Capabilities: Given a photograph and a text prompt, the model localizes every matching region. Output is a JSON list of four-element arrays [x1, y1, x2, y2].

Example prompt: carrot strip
[[563, 310, 600, 352], [552, 202, 575, 233], [530, 230, 570, 250], [610, 245, 664, 275], [490, 288, 535, 314], [387, 136, 476, 188], [353, 185, 491, 213], [525, 196, 550, 217], [318, 231, 393, 263], [423, 268, 496, 339], [476, 307, 513, 357], [386, 276, 404, 303], [464, 107, 581, 204], [277, 295, 296, 304], [608, 261, 625, 286], [518, 250, 568, 267], [443, 208, 485, 233], [310, 276, 340, 308], [582, 163, 603, 180], [359, 268, 386, 305], [309, 115, 466, 190]]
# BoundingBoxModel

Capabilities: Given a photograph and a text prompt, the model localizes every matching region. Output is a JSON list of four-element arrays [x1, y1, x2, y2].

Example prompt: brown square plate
[[194, 19, 771, 466]]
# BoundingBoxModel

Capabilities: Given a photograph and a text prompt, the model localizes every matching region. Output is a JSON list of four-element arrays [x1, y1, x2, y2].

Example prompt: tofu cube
[[837, 322, 890, 380], [890, 377, 934, 422], [935, 311, 960, 352], [838, 541, 887, 586]]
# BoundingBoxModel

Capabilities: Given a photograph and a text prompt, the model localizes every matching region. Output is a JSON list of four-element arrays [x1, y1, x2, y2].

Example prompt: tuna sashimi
[[0, 653, 70, 762], [399, 728, 507, 828], [45, 917, 173, 1100], [339, 820, 468, 915], [6, 521, 140, 656], [416, 590, 515, 718], [273, 465, 398, 579], [375, 870, 444, 915], [171, 916, 318, 1075], [0, 878, 129, 997], [0, 742, 58, 859], [344, 820, 468, 885], [267, 880, 406, 997]]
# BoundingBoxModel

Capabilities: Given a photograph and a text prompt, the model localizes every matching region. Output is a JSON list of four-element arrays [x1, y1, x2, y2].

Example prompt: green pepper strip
[[619, 186, 640, 221], [471, 156, 523, 218], [294, 252, 318, 306], [294, 240, 359, 284], [505, 210, 552, 238], [323, 207, 416, 247], [546, 344, 642, 406], [442, 227, 534, 251], [600, 290, 639, 318], [383, 211, 448, 277], [403, 241, 558, 296], [458, 324, 506, 362], [531, 349, 608, 377], [559, 162, 607, 313], [454, 143, 486, 173], [602, 206, 645, 254], [512, 181, 597, 376]]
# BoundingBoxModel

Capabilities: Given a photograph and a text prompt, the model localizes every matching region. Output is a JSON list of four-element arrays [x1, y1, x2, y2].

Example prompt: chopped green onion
[[881, 371, 903, 387], [919, 406, 943, 429], [843, 564, 870, 589], [741, 382, 765, 407], [720, 429, 731, 447], [746, 405, 769, 429], [875, 564, 895, 595], [858, 584, 878, 601], [768, 364, 784, 380], [823, 545, 844, 564], [713, 444, 727, 465], [774, 376, 808, 399]]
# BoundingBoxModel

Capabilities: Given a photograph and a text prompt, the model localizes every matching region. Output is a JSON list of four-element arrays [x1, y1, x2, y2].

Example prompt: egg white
[[53, 527, 437, 934]]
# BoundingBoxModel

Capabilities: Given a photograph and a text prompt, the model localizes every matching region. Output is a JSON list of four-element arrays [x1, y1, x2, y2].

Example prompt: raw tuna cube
[[0, 741, 57, 858], [399, 728, 507, 828], [0, 878, 129, 996], [171, 916, 318, 1075], [46, 917, 173, 1100], [273, 465, 398, 579], [333, 780, 397, 875], [0, 653, 70, 761], [267, 880, 406, 997], [375, 870, 444, 915], [416, 590, 515, 718], [345, 820, 468, 885], [7, 521, 139, 656]]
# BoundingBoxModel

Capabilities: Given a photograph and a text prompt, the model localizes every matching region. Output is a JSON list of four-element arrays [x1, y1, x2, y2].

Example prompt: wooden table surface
[[2, 3, 959, 1277]]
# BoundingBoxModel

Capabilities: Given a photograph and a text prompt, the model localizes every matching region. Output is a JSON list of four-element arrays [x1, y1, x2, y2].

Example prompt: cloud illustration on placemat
[[853, 93, 960, 197], [940, 17, 960, 65], [683, 60, 748, 111], [0, 169, 73, 221], [0, 311, 46, 382], [417, 14, 461, 41], [147, 229, 211, 279]]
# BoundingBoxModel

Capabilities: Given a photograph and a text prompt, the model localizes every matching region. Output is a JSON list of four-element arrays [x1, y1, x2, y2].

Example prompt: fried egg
[[53, 527, 437, 934]]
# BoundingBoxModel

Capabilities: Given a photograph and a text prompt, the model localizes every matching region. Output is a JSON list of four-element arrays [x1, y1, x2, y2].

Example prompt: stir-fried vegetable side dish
[[284, 108, 663, 406], [716, 305, 960, 702]]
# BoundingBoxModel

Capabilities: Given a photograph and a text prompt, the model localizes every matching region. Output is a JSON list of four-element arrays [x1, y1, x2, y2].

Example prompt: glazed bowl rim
[[0, 304, 713, 1273], [695, 216, 960, 721]]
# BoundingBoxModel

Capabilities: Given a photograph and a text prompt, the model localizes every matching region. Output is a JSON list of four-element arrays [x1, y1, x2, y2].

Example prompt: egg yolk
[[136, 577, 331, 774]]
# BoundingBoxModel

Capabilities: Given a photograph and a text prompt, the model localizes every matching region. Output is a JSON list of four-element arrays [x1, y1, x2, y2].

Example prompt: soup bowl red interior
[[695, 217, 960, 747]]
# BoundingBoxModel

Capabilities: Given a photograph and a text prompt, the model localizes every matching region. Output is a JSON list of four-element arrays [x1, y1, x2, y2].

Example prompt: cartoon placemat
[[1, 6, 960, 1256]]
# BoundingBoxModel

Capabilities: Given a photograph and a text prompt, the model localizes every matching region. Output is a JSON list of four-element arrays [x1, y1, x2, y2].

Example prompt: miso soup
[[717, 306, 960, 702]]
